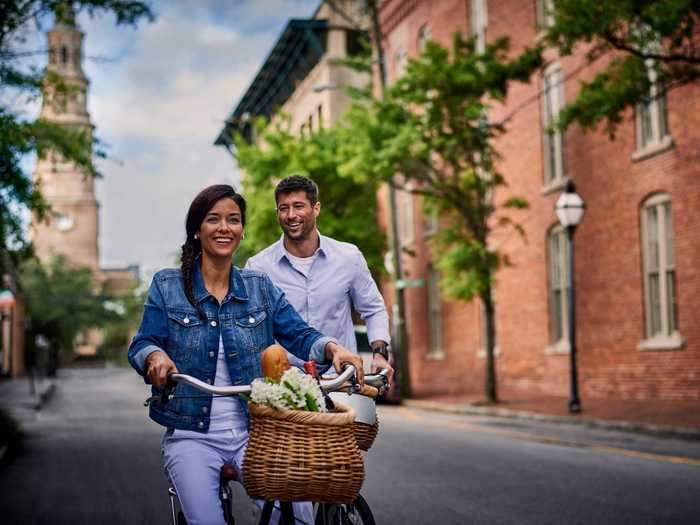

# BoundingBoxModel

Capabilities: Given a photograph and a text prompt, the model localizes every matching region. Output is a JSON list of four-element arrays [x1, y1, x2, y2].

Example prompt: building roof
[[214, 18, 328, 147]]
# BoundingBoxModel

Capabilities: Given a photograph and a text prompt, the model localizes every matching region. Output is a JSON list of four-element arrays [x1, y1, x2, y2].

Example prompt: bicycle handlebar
[[145, 365, 388, 406]]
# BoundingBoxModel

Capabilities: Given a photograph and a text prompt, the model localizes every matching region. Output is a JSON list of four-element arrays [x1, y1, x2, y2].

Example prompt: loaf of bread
[[261, 344, 290, 381]]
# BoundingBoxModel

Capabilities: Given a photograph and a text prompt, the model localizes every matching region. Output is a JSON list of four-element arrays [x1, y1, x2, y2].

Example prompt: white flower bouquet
[[250, 366, 327, 412]]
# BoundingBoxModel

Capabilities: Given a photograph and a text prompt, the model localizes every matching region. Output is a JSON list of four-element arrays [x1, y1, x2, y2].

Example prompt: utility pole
[[366, 0, 411, 397]]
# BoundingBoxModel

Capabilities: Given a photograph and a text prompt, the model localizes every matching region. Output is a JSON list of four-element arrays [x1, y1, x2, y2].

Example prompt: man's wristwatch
[[372, 343, 390, 361]]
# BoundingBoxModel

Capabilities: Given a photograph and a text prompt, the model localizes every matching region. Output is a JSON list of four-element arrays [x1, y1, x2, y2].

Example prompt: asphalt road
[[1, 367, 699, 524]]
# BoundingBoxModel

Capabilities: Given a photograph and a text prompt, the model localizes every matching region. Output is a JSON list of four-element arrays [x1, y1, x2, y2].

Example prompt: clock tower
[[31, 7, 99, 272]]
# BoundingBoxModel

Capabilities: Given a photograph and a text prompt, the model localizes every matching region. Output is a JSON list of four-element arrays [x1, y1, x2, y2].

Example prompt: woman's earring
[[242, 232, 245, 240], [194, 234, 199, 240]]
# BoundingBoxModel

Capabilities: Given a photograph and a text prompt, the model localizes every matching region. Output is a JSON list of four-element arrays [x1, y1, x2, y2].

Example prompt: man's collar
[[193, 257, 249, 303], [276, 230, 326, 261]]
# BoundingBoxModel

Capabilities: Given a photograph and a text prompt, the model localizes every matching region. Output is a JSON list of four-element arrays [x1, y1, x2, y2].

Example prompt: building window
[[317, 104, 323, 129], [641, 194, 678, 341], [536, 0, 554, 29], [60, 45, 68, 65], [418, 24, 431, 53], [541, 64, 566, 186], [635, 60, 669, 153], [424, 209, 438, 237], [427, 265, 443, 358], [308, 114, 313, 133], [470, 0, 488, 52], [547, 225, 570, 352], [399, 186, 414, 245], [394, 48, 407, 79]]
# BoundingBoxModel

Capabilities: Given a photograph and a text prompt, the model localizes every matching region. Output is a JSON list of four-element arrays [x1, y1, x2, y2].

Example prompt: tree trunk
[[482, 287, 498, 403]]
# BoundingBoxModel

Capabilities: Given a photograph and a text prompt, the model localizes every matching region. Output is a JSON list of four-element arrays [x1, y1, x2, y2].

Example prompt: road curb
[[403, 399, 700, 441]]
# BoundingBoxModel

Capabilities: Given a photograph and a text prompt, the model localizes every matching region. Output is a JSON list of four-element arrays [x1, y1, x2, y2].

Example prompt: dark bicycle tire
[[177, 510, 187, 525], [316, 495, 376, 525]]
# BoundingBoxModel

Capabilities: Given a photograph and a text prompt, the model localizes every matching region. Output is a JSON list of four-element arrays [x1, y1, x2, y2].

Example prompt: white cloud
[[71, 0, 317, 276]]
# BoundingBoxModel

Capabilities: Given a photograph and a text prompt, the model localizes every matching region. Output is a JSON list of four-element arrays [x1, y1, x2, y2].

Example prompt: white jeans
[[161, 426, 314, 525]]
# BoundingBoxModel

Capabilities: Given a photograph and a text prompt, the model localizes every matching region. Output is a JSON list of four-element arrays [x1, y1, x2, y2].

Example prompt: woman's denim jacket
[[128, 262, 333, 432]]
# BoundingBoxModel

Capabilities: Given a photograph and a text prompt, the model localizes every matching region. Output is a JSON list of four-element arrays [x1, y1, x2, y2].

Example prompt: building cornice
[[379, 0, 419, 38]]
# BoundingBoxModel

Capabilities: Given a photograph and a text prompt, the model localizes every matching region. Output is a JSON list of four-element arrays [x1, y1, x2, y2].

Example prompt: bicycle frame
[[160, 365, 387, 525]]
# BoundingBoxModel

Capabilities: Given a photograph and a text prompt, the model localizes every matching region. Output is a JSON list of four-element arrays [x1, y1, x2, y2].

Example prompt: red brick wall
[[378, 0, 700, 401]]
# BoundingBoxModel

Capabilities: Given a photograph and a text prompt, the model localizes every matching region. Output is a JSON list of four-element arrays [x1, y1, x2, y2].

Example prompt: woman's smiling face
[[197, 198, 244, 260]]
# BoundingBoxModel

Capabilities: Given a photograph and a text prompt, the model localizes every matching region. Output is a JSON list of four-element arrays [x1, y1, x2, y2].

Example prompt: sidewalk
[[0, 374, 56, 424], [404, 388, 700, 441]]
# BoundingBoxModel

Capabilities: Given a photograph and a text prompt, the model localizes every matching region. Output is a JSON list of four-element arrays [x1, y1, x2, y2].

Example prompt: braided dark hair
[[181, 184, 246, 319]]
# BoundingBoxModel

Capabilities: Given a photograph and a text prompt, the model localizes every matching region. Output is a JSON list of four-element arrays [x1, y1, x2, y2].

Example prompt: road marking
[[388, 407, 700, 467]]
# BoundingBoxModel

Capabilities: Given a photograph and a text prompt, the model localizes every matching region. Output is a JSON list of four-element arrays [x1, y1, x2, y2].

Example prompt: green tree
[[0, 1, 154, 254], [233, 120, 386, 276], [340, 34, 543, 403], [99, 283, 146, 366], [542, 0, 700, 134], [19, 256, 118, 371]]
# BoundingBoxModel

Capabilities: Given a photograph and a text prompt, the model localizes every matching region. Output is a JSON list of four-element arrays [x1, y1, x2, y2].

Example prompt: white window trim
[[638, 332, 685, 352], [471, 0, 488, 53], [394, 48, 408, 79], [545, 225, 570, 353], [634, 58, 671, 158], [639, 193, 682, 350], [536, 0, 555, 29], [423, 208, 439, 238], [540, 175, 570, 196], [399, 185, 415, 246], [418, 24, 431, 53], [541, 63, 566, 187], [632, 134, 673, 162]]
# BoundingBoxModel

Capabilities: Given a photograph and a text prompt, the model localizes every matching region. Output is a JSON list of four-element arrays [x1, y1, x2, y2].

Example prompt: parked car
[[354, 325, 401, 404]]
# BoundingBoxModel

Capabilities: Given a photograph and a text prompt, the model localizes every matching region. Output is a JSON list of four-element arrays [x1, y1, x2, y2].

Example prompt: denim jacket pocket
[[166, 308, 203, 365], [234, 309, 270, 352]]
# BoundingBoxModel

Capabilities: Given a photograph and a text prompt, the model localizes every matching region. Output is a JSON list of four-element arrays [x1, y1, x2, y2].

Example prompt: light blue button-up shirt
[[246, 233, 390, 353]]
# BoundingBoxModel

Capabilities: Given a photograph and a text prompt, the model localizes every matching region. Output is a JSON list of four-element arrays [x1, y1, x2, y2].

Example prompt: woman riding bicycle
[[128, 185, 364, 525]]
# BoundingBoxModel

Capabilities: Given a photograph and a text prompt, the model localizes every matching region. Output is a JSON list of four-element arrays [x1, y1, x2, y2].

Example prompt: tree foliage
[[542, 0, 700, 134], [339, 33, 542, 402], [0, 1, 154, 252], [233, 120, 386, 276], [342, 34, 540, 302], [19, 256, 118, 356]]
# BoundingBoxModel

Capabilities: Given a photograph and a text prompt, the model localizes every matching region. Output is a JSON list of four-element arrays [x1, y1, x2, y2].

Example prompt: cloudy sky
[[60, 0, 316, 280]]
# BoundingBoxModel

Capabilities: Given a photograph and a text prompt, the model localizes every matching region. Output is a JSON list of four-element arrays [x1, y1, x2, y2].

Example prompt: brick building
[[378, 0, 700, 401]]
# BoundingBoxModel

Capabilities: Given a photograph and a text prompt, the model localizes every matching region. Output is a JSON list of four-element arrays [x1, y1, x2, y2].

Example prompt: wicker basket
[[242, 401, 364, 504], [349, 384, 380, 451], [354, 417, 379, 451]]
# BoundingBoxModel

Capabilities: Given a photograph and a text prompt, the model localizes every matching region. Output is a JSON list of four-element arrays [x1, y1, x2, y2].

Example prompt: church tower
[[31, 7, 99, 272]]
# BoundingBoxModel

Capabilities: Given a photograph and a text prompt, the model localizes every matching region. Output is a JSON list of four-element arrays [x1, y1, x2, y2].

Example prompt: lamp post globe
[[555, 180, 585, 413]]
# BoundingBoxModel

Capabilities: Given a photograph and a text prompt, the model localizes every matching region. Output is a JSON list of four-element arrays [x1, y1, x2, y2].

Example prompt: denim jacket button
[[201, 406, 208, 414], [197, 421, 204, 429], [248, 317, 255, 324], [208, 351, 215, 358], [183, 317, 190, 324], [211, 320, 217, 327]]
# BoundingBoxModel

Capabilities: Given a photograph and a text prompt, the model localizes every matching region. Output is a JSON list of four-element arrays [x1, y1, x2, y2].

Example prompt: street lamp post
[[555, 180, 586, 414]]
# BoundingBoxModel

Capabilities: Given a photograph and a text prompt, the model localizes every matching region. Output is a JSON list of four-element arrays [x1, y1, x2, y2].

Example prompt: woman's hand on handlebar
[[324, 341, 364, 386], [145, 351, 178, 389]]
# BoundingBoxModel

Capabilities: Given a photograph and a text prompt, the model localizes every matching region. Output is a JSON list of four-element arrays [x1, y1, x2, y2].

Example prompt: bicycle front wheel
[[316, 495, 376, 525]]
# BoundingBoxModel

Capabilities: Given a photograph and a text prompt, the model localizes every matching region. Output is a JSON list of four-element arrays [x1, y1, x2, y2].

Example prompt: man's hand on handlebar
[[145, 351, 178, 389], [324, 341, 364, 386], [371, 353, 394, 385]]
